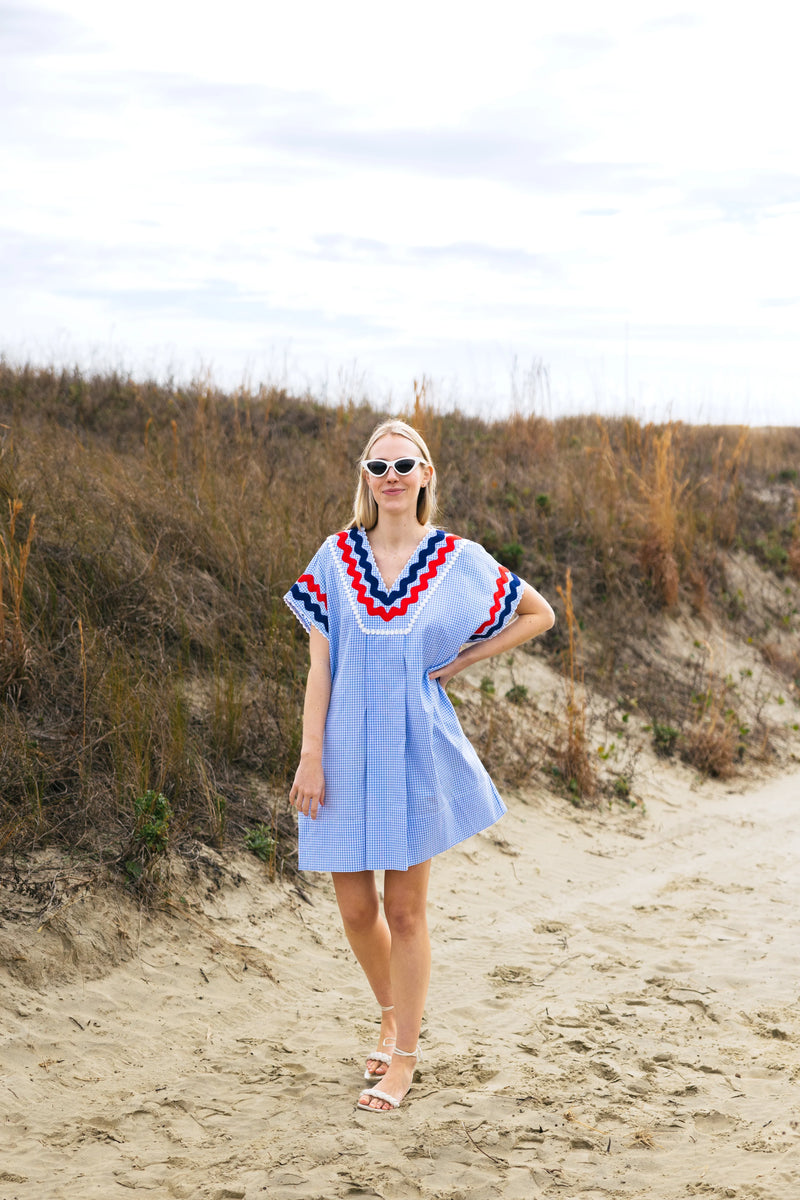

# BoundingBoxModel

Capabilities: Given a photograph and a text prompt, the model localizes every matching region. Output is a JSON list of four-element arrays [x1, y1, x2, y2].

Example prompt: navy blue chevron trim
[[470, 572, 522, 640], [290, 583, 329, 632], [348, 528, 447, 606]]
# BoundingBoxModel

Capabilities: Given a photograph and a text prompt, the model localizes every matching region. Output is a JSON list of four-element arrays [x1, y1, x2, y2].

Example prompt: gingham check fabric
[[284, 528, 524, 872]]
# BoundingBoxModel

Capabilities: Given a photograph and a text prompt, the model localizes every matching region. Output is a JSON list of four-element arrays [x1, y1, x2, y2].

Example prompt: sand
[[2, 763, 800, 1200]]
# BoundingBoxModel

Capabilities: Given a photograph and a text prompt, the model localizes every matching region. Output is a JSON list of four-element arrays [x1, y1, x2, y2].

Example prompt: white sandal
[[364, 1004, 395, 1082], [357, 1045, 420, 1113]]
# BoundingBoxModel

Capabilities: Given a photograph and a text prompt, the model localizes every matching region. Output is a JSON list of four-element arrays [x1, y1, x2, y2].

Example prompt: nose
[[385, 464, 400, 481]]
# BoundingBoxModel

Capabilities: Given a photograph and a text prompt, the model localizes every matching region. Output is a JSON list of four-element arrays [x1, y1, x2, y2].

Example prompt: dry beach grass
[[1, 362, 799, 885], [1, 363, 800, 1196]]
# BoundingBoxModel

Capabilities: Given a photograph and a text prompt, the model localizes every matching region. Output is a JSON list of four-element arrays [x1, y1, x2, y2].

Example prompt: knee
[[384, 900, 426, 940], [339, 894, 380, 934]]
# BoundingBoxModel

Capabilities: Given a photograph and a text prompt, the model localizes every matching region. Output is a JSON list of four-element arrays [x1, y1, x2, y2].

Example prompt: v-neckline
[[363, 526, 435, 593]]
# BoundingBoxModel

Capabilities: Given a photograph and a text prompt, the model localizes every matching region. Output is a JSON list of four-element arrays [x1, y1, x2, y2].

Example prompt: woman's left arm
[[429, 583, 555, 689]]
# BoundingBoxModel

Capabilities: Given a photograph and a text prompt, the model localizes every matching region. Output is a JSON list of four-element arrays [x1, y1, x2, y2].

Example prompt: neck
[[369, 512, 427, 548]]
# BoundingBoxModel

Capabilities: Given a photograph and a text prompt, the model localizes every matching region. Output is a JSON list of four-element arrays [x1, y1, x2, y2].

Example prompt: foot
[[365, 1007, 396, 1079], [358, 1048, 417, 1112]]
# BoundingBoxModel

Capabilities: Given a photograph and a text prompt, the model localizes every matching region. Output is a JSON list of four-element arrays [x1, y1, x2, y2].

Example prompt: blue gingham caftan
[[284, 527, 524, 872]]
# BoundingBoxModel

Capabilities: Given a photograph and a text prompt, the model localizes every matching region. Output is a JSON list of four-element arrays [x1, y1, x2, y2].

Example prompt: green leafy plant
[[133, 790, 172, 855], [651, 721, 679, 757], [244, 824, 275, 863]]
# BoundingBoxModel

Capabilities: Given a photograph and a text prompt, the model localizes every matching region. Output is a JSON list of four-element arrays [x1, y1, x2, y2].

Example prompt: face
[[363, 433, 433, 521]]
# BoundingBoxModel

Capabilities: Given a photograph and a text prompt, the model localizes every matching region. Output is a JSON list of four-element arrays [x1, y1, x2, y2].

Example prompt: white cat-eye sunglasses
[[361, 456, 428, 478]]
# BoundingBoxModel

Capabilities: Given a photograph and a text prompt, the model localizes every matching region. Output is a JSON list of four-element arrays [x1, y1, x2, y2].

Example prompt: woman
[[284, 419, 554, 1113]]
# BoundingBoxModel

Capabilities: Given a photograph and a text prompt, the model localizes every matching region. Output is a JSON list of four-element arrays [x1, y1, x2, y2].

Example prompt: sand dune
[[2, 764, 800, 1200]]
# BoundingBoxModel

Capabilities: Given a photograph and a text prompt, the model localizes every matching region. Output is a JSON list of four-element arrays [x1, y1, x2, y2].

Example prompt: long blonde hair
[[348, 419, 438, 531]]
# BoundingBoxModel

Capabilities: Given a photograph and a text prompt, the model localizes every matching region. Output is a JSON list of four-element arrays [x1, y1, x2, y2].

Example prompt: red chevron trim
[[298, 574, 327, 609], [337, 531, 460, 621], [472, 566, 510, 637]]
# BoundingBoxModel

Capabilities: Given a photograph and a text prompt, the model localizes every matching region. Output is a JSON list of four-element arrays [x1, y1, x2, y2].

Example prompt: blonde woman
[[285, 419, 554, 1112]]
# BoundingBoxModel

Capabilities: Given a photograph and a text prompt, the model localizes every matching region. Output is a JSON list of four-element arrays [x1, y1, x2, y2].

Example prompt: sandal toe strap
[[358, 1087, 400, 1109]]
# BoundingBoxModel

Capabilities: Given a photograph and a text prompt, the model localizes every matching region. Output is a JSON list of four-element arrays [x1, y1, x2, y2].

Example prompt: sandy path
[[2, 767, 800, 1200]]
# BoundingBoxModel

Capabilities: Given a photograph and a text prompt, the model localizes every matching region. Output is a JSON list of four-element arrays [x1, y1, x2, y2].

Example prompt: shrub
[[133, 790, 172, 855], [613, 776, 631, 801], [682, 710, 739, 778], [244, 824, 276, 864], [651, 722, 679, 757]]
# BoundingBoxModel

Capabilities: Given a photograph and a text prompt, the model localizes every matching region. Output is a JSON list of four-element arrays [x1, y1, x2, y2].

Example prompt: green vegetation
[[651, 722, 680, 757], [133, 790, 172, 854], [0, 361, 799, 883], [125, 789, 173, 883], [613, 775, 632, 802], [244, 823, 276, 865]]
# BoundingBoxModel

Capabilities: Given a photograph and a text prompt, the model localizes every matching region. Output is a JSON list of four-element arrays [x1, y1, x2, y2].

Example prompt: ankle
[[393, 1044, 419, 1060]]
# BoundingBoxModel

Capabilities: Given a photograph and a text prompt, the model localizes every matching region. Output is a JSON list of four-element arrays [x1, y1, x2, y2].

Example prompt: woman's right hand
[[289, 755, 326, 820]]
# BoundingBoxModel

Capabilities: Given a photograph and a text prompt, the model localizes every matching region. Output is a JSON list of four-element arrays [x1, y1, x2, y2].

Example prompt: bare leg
[[359, 860, 431, 1111], [332, 871, 396, 1074]]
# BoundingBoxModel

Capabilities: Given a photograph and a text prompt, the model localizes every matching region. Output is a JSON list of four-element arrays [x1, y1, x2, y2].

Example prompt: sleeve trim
[[469, 566, 523, 641], [284, 581, 330, 638]]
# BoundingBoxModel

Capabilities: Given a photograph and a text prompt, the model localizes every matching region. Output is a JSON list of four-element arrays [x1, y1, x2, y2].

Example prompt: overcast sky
[[2, 0, 798, 423]]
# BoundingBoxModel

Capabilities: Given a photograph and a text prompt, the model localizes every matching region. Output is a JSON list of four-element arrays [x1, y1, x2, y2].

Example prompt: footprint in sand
[[431, 1053, 500, 1088], [693, 1109, 740, 1133], [534, 920, 571, 935], [488, 964, 535, 985]]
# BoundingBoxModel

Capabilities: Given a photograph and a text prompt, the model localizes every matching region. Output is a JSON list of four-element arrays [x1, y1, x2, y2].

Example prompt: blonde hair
[[348, 419, 438, 531]]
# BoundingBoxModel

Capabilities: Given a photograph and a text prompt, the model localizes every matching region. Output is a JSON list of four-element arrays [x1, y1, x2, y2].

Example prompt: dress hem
[[296, 804, 507, 873]]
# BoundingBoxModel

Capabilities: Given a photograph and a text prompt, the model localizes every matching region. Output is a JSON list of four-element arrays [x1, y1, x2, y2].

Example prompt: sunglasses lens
[[395, 458, 417, 475], [365, 460, 388, 476]]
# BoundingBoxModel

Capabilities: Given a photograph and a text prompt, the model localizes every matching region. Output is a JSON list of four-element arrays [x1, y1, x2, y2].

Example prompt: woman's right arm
[[289, 626, 331, 820]]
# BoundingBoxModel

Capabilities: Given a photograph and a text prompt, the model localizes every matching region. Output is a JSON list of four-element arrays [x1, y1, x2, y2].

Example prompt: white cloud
[[1, 0, 798, 423]]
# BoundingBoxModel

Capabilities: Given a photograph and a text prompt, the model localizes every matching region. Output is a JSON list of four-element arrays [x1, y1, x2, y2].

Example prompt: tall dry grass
[[0, 364, 376, 876], [0, 497, 35, 696], [1, 361, 799, 881], [554, 568, 597, 801]]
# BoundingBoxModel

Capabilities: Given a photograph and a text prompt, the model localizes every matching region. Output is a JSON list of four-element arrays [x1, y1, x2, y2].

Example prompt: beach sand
[[2, 764, 800, 1200]]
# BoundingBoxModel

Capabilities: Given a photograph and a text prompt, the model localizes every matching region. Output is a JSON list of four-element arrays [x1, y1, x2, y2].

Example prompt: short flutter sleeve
[[464, 543, 524, 643], [284, 543, 330, 639]]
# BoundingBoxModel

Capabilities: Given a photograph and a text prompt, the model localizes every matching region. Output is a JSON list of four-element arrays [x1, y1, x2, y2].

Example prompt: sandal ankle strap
[[379, 1004, 394, 1012], [393, 1045, 421, 1060]]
